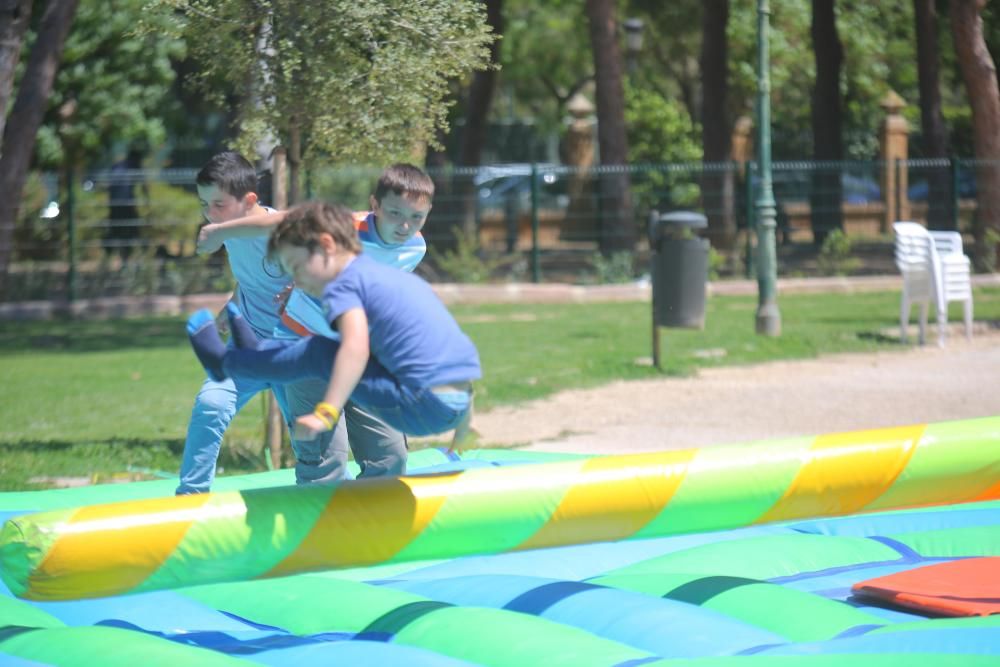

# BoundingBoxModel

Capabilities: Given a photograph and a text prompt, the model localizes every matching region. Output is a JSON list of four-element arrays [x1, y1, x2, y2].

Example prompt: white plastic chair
[[893, 221, 973, 346]]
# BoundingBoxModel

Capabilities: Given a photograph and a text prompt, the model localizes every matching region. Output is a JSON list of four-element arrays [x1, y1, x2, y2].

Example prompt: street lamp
[[755, 0, 781, 335], [623, 18, 644, 75]]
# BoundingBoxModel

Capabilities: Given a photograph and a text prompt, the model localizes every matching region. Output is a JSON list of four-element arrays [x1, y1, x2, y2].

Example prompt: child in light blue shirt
[[188, 201, 480, 444]]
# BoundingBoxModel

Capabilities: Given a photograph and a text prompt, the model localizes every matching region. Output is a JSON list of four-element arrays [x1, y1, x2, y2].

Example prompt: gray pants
[[283, 378, 407, 484]]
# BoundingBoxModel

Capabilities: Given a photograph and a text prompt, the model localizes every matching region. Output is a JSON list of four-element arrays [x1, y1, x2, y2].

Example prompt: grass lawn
[[1, 287, 998, 490]]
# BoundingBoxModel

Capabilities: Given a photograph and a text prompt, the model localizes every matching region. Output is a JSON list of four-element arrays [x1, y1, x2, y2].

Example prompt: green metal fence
[[1, 158, 987, 303]]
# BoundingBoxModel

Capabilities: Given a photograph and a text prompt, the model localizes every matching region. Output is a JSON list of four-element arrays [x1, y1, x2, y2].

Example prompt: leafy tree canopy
[[141, 0, 494, 166], [35, 0, 184, 168]]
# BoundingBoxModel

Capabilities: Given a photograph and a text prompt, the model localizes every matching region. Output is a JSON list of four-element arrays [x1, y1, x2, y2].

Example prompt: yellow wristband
[[313, 402, 340, 430]]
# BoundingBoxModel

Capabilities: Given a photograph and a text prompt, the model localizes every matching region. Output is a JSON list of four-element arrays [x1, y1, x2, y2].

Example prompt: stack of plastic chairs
[[893, 221, 973, 346]]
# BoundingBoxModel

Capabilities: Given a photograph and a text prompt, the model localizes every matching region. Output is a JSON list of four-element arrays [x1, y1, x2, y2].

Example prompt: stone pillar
[[561, 92, 597, 240], [880, 90, 910, 232], [731, 115, 754, 173]]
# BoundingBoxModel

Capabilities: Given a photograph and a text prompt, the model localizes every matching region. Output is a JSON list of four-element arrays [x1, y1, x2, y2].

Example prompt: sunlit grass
[[2, 286, 998, 489]]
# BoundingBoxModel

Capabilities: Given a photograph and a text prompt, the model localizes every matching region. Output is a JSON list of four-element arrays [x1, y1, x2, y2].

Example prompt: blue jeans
[[223, 336, 471, 437], [177, 374, 294, 494]]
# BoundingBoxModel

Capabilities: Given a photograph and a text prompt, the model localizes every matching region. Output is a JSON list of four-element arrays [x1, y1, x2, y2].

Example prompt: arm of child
[[293, 307, 370, 440], [196, 209, 290, 254]]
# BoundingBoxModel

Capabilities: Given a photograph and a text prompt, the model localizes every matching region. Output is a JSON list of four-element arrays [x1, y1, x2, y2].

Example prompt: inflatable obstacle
[[0, 421, 999, 664], [2, 417, 999, 601]]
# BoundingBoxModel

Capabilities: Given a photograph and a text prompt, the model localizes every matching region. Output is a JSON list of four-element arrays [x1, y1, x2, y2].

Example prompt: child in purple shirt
[[188, 201, 480, 444]]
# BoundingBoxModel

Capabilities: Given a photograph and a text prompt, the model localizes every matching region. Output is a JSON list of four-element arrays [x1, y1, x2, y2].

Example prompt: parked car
[[907, 171, 976, 202], [475, 164, 569, 213], [770, 171, 882, 204]]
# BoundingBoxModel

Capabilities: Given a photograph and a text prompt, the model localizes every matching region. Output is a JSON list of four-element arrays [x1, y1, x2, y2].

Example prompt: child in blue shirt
[[196, 164, 435, 473], [188, 201, 480, 444], [178, 151, 342, 494]]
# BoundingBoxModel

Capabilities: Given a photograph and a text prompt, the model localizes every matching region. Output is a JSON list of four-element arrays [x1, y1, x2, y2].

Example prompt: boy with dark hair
[[193, 163, 435, 476], [178, 151, 346, 494], [188, 201, 479, 444]]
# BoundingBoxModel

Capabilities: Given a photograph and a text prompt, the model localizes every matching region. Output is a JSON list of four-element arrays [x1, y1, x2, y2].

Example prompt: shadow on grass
[[0, 437, 185, 455], [0, 316, 188, 354], [856, 331, 902, 344], [0, 437, 272, 491]]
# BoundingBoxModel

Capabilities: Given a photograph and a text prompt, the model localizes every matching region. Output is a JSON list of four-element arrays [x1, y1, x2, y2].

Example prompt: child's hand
[[293, 413, 331, 441], [196, 223, 224, 254]]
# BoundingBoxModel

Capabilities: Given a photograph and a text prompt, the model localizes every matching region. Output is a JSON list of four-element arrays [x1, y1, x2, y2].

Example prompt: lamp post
[[623, 17, 644, 75], [755, 0, 781, 335]]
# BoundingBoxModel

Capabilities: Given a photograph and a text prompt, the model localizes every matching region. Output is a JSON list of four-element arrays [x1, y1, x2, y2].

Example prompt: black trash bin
[[649, 210, 709, 367]]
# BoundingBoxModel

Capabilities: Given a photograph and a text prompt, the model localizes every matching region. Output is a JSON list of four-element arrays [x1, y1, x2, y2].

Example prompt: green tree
[[144, 0, 494, 201], [35, 0, 184, 170], [0, 0, 80, 294]]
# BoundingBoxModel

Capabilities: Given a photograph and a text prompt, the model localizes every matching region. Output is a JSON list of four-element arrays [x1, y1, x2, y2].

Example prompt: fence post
[[530, 162, 540, 283], [879, 91, 909, 232], [66, 168, 77, 303], [951, 157, 960, 231], [744, 161, 755, 279]]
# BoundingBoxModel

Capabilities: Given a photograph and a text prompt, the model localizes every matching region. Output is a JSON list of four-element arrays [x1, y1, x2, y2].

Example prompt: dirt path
[[472, 326, 1000, 454]]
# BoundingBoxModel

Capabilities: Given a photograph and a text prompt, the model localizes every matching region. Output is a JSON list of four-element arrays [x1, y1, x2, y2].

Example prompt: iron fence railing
[[1, 159, 990, 302]]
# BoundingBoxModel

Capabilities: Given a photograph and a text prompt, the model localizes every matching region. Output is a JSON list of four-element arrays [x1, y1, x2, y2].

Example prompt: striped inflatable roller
[[2, 416, 999, 601]]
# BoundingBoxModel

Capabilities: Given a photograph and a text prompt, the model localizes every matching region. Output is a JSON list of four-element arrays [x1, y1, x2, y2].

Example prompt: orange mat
[[852, 557, 1000, 616]]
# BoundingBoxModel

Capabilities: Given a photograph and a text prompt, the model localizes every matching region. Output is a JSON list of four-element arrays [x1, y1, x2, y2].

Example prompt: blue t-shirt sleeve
[[322, 269, 364, 324]]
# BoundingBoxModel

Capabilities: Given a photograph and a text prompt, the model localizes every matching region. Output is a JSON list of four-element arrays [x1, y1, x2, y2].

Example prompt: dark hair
[[267, 201, 362, 261], [373, 163, 435, 203], [196, 151, 258, 199]]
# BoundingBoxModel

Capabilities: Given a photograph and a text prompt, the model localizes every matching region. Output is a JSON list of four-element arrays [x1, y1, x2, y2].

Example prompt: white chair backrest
[[928, 230, 964, 257], [893, 221, 935, 273]]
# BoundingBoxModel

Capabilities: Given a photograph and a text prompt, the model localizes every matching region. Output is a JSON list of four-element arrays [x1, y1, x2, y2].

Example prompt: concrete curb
[[3, 274, 999, 321]]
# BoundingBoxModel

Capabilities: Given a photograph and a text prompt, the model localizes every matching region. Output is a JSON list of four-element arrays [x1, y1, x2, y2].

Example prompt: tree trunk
[[809, 0, 843, 247], [454, 0, 502, 241], [585, 0, 635, 255], [913, 0, 953, 230], [950, 0, 1000, 270], [700, 0, 736, 252], [0, 0, 80, 295], [0, 0, 33, 144], [288, 123, 301, 206]]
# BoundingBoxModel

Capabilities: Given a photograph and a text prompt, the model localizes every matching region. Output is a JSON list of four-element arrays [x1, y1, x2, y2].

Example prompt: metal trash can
[[649, 210, 709, 330]]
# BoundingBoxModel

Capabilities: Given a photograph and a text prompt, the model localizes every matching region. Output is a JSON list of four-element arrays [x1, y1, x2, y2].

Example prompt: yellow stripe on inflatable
[[755, 424, 924, 524], [266, 475, 451, 576], [30, 494, 215, 600], [517, 450, 696, 550]]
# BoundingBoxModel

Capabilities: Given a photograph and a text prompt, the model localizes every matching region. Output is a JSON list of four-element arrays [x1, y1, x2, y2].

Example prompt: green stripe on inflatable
[[186, 574, 653, 666], [869, 417, 1000, 512], [891, 525, 1000, 558], [394, 605, 653, 667], [648, 654, 1000, 666], [869, 615, 1000, 633], [308, 558, 451, 582], [0, 470, 297, 512], [0, 447, 474, 515], [184, 575, 432, 634], [594, 573, 884, 642], [0, 625, 252, 665], [0, 595, 64, 630], [391, 460, 587, 562], [137, 486, 336, 594], [635, 437, 810, 539], [603, 533, 900, 580], [459, 448, 588, 463], [0, 507, 76, 598], [694, 581, 880, 642]]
